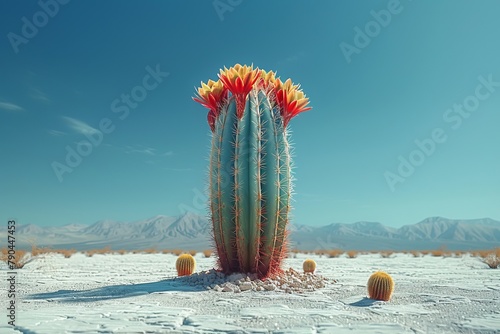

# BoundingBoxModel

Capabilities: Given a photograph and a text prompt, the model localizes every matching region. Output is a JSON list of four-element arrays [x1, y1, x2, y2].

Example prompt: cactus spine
[[176, 254, 196, 276], [302, 259, 317, 273], [193, 64, 311, 278], [367, 271, 394, 301]]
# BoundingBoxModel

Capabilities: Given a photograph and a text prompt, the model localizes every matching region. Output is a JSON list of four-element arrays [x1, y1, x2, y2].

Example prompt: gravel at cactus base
[[2, 252, 499, 333]]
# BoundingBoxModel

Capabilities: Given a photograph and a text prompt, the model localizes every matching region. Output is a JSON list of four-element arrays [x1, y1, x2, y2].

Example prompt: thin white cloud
[[125, 145, 156, 155], [0, 101, 23, 112], [125, 145, 173, 157], [31, 89, 50, 103], [63, 116, 99, 135], [102, 143, 173, 158], [277, 51, 306, 67]]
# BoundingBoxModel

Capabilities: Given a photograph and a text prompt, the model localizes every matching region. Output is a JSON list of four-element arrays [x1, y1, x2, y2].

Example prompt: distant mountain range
[[3, 213, 499, 251], [289, 217, 499, 251]]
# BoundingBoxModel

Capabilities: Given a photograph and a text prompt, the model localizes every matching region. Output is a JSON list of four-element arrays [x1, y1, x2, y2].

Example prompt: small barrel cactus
[[193, 64, 311, 278], [302, 259, 317, 273], [176, 254, 196, 276], [367, 271, 394, 301]]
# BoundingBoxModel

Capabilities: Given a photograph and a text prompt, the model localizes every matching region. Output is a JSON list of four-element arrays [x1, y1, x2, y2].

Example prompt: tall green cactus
[[193, 64, 311, 278]]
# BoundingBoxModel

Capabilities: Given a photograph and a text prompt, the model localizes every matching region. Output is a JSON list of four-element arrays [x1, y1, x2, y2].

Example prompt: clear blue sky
[[1, 0, 499, 228]]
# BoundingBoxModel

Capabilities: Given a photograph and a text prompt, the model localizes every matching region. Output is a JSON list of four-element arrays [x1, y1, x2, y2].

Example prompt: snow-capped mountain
[[4, 214, 499, 251]]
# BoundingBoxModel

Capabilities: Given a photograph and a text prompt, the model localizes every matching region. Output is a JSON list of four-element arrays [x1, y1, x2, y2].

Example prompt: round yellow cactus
[[367, 271, 394, 301], [302, 259, 317, 273], [176, 253, 196, 277]]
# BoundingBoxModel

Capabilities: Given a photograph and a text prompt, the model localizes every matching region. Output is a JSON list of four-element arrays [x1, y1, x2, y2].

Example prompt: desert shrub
[[430, 246, 452, 257], [313, 249, 327, 257], [57, 249, 76, 258], [431, 249, 443, 257], [100, 246, 112, 254], [470, 250, 480, 257], [481, 248, 500, 269], [346, 250, 358, 258], [453, 250, 464, 257], [430, 245, 451, 257], [1, 248, 31, 269], [31, 245, 53, 257], [171, 249, 183, 256], [1, 245, 79, 267], [380, 251, 394, 258], [85, 250, 96, 257], [410, 250, 420, 257], [143, 248, 157, 254], [86, 246, 112, 257], [477, 250, 492, 258], [327, 249, 343, 258], [188, 250, 197, 256], [202, 249, 213, 258]]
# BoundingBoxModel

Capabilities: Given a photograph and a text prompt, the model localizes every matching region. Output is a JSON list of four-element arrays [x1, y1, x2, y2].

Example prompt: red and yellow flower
[[218, 64, 260, 118], [193, 79, 227, 132], [193, 64, 311, 131], [258, 69, 277, 91], [274, 78, 311, 127]]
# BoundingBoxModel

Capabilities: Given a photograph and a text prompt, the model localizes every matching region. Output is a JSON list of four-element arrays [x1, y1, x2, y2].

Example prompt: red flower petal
[[207, 109, 216, 132], [235, 77, 244, 94]]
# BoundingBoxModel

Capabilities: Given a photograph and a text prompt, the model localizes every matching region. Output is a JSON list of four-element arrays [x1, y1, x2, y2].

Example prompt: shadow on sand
[[348, 297, 378, 307], [26, 277, 207, 303]]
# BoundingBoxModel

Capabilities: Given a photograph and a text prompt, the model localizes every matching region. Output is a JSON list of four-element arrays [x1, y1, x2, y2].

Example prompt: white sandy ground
[[1, 252, 499, 334]]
